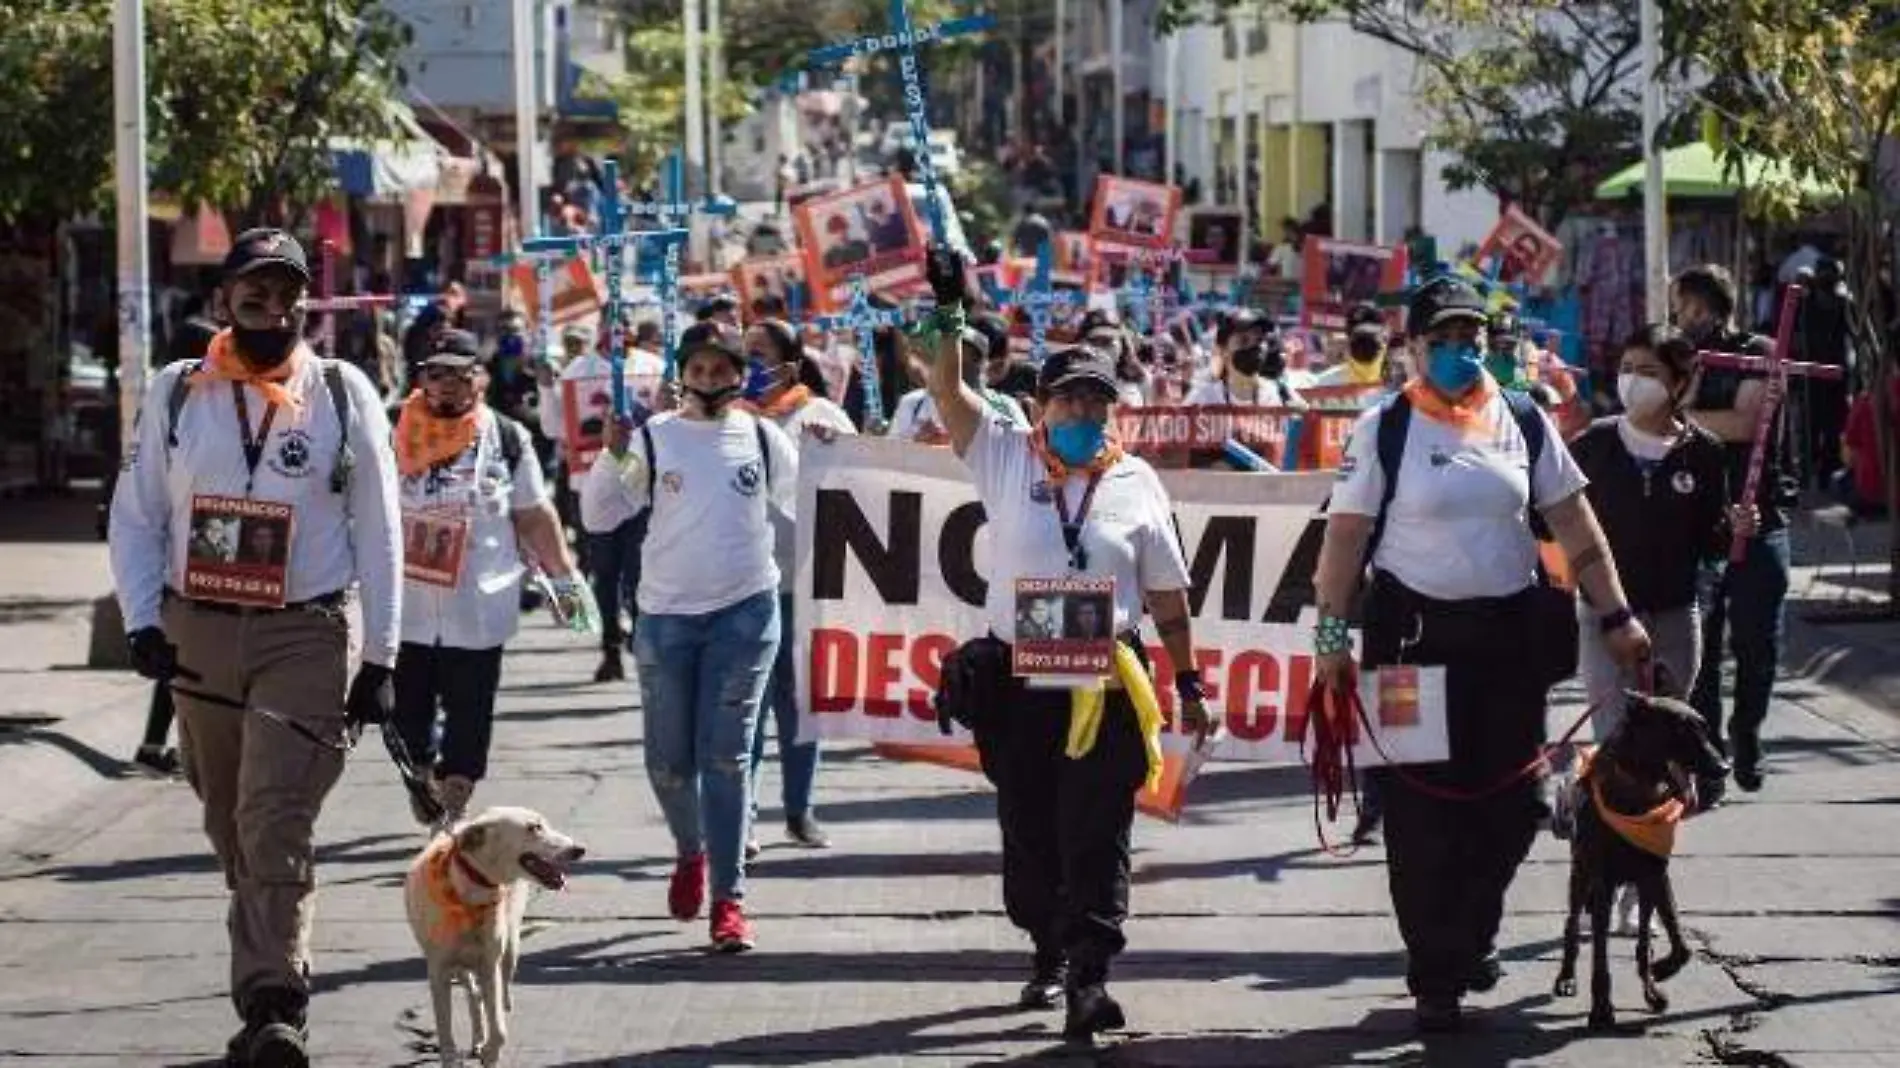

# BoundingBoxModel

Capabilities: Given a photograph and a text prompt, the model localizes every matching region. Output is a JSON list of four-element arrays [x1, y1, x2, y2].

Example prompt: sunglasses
[[422, 365, 477, 383]]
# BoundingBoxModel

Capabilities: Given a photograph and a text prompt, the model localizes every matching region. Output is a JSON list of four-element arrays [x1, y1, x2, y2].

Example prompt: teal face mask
[[1048, 419, 1107, 465], [1426, 339, 1485, 393]]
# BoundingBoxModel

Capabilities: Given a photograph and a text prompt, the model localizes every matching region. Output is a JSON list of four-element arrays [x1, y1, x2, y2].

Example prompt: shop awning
[[331, 99, 446, 200], [1595, 142, 1839, 201]]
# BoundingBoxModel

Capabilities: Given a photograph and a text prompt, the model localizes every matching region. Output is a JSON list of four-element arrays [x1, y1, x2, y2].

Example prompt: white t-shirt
[[583, 410, 798, 616], [1185, 375, 1305, 409], [399, 409, 548, 649], [888, 387, 1028, 442], [769, 396, 858, 593], [963, 418, 1192, 641], [1329, 391, 1589, 600]]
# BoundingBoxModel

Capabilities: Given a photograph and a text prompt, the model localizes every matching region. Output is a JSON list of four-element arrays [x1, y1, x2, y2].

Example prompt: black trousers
[[587, 511, 649, 652], [975, 683, 1148, 985], [1364, 573, 1546, 1001], [141, 682, 176, 749], [393, 643, 505, 782]]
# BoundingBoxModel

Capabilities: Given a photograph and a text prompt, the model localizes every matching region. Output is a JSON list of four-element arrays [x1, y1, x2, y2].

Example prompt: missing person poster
[[1477, 204, 1563, 286], [793, 175, 926, 313], [1088, 176, 1183, 256], [1300, 239, 1409, 331], [184, 496, 294, 608]]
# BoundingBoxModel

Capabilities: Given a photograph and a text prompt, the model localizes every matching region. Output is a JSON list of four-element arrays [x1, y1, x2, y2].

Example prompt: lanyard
[[232, 384, 280, 496], [1050, 472, 1104, 572]]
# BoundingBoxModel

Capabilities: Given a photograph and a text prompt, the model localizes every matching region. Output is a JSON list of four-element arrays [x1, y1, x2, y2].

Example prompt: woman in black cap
[[916, 247, 1219, 1040], [1309, 273, 1652, 1031]]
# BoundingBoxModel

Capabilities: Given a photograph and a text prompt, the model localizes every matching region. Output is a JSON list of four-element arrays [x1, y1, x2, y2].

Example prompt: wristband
[[1174, 670, 1207, 704], [1314, 615, 1352, 657], [1598, 606, 1634, 634]]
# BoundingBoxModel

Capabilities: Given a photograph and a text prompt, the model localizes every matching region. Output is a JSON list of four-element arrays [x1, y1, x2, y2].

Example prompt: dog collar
[[452, 847, 499, 890]]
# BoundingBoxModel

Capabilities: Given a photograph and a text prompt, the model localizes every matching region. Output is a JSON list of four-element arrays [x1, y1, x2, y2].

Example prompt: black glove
[[925, 243, 969, 310], [127, 627, 180, 682], [345, 662, 396, 729]]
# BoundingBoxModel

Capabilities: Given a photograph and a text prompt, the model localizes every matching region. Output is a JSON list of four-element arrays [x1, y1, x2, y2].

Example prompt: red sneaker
[[668, 853, 707, 922], [709, 899, 755, 953]]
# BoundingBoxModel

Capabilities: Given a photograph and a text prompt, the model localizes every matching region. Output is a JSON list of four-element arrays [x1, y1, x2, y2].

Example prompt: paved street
[[0, 509, 1897, 1066]]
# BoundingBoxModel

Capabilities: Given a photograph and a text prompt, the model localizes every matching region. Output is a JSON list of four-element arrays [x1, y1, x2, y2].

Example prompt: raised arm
[[922, 245, 989, 458]]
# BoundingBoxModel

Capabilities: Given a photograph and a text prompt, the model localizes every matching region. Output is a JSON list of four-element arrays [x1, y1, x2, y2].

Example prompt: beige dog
[[404, 806, 584, 1067]]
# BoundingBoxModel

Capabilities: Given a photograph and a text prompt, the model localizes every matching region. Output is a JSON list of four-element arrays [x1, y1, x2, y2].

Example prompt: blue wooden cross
[[816, 275, 907, 432], [1117, 265, 1165, 337], [981, 241, 1084, 362], [802, 2, 995, 245], [625, 152, 738, 383], [520, 158, 687, 416]]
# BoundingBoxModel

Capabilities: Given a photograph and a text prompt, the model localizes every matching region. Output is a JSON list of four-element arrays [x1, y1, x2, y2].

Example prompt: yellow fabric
[[393, 391, 481, 476], [189, 331, 309, 413], [417, 837, 505, 945], [1582, 752, 1685, 858], [1063, 643, 1165, 791], [1345, 356, 1385, 386]]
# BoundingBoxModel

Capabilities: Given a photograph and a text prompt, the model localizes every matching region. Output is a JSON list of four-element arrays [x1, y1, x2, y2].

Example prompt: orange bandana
[[1403, 374, 1499, 435], [416, 837, 504, 945], [189, 331, 309, 412], [1029, 421, 1125, 483], [750, 384, 812, 420], [1582, 752, 1685, 858], [394, 391, 481, 476]]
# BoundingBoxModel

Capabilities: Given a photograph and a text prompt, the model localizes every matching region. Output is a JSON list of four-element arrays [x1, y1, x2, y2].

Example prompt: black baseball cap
[[1037, 343, 1120, 399], [679, 321, 745, 369], [970, 312, 1011, 363], [1346, 302, 1385, 340], [223, 228, 310, 284], [421, 329, 484, 368], [1407, 276, 1487, 333]]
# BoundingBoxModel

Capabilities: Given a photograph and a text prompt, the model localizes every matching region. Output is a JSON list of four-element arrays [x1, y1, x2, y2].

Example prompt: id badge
[[403, 507, 472, 589], [1012, 575, 1116, 686], [183, 495, 293, 608]]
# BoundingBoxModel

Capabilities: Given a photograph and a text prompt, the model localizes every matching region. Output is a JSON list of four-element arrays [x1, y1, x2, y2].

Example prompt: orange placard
[[1088, 175, 1183, 255], [792, 175, 926, 313], [1378, 665, 1421, 727], [402, 509, 470, 589], [509, 257, 604, 328], [1300, 238, 1409, 331], [183, 496, 293, 608], [1476, 204, 1563, 286], [560, 376, 615, 473], [731, 252, 807, 321]]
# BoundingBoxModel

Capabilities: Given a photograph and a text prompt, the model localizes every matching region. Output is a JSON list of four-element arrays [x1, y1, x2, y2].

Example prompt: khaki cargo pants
[[162, 593, 352, 1013]]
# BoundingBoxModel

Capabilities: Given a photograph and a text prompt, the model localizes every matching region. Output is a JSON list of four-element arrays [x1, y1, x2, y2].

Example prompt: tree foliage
[[0, 0, 411, 229], [1157, 0, 1644, 229], [1664, 0, 1900, 599]]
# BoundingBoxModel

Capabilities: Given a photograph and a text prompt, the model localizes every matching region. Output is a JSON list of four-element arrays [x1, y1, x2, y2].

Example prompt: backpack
[[491, 411, 527, 475], [167, 359, 354, 495]]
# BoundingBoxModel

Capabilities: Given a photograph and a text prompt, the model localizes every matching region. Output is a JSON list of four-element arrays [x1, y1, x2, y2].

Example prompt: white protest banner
[[793, 438, 1449, 773]]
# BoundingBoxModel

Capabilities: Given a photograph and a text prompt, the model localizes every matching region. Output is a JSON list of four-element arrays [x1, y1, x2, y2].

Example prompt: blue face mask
[[740, 358, 775, 402], [1426, 339, 1485, 393], [1048, 418, 1107, 466]]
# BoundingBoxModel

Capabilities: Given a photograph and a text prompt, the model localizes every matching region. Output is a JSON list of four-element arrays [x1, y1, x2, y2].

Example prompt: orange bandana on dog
[[189, 331, 310, 413], [1403, 374, 1499, 436], [1582, 752, 1686, 857], [417, 837, 505, 945], [394, 392, 481, 476]]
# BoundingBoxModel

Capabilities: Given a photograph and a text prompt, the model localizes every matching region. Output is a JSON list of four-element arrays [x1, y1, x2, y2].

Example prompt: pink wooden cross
[[1697, 283, 1846, 562], [307, 239, 397, 360]]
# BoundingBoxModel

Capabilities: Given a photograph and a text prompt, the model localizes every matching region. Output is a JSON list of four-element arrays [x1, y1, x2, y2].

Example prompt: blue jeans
[[748, 592, 821, 821], [587, 512, 648, 651], [633, 589, 779, 901], [1690, 529, 1791, 768]]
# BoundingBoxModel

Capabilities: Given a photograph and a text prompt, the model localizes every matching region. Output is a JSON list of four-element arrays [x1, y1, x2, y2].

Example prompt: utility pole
[[1110, 0, 1124, 175], [513, 0, 539, 242], [684, 0, 709, 266], [1640, 0, 1668, 320], [113, 0, 150, 450], [708, 0, 724, 198], [1163, 30, 1178, 186]]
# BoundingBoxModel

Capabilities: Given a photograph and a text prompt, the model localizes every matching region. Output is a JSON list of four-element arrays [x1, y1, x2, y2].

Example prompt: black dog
[[1553, 691, 1728, 1030]]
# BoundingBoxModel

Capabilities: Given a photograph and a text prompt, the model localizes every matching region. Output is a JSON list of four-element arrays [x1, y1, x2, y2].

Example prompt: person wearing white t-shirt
[[390, 330, 582, 828], [738, 319, 857, 853], [888, 331, 1028, 442], [580, 321, 797, 955], [1310, 275, 1651, 1033], [1183, 330, 1305, 408], [917, 248, 1218, 1041]]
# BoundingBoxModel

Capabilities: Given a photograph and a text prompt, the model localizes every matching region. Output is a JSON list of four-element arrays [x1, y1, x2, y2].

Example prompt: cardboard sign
[[1012, 575, 1116, 680], [793, 439, 1455, 819], [1116, 405, 1298, 468], [1185, 208, 1244, 269], [1301, 239, 1409, 331], [793, 174, 926, 312], [560, 376, 616, 473], [732, 252, 807, 321], [1378, 665, 1421, 728], [1477, 204, 1563, 286], [1089, 175, 1183, 254], [509, 257, 604, 328], [402, 509, 470, 589], [1054, 230, 1094, 283], [183, 496, 293, 608]]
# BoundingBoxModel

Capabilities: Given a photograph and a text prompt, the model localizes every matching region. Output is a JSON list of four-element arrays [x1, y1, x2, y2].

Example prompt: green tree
[[0, 0, 410, 231], [1664, 1, 1900, 604], [1159, 0, 1644, 229]]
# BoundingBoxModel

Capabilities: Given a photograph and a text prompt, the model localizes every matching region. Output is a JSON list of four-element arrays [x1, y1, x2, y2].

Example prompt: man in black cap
[[108, 228, 403, 1066]]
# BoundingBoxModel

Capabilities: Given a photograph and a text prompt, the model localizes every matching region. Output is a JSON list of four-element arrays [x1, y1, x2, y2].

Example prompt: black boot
[[228, 987, 308, 1068], [1062, 983, 1126, 1039], [1733, 733, 1764, 792], [1018, 946, 1066, 1010], [594, 647, 625, 683]]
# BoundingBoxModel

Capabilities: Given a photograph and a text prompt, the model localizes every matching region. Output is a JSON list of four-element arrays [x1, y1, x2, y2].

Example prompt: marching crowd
[[106, 222, 1849, 1064]]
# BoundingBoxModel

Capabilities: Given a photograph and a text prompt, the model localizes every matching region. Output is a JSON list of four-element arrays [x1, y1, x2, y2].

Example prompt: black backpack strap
[[753, 415, 772, 494], [491, 411, 526, 474], [1500, 388, 1555, 541], [640, 422, 657, 502], [320, 359, 354, 494], [1362, 391, 1413, 570], [165, 361, 199, 449]]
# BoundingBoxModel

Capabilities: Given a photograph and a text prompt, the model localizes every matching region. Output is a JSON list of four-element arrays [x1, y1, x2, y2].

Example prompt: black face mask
[[1229, 345, 1265, 377], [686, 384, 742, 413], [1260, 346, 1286, 379], [1348, 339, 1382, 364], [232, 317, 304, 370]]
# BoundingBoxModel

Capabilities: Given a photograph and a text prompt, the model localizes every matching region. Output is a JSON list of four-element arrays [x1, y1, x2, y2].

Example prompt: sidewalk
[[0, 494, 1895, 1065]]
